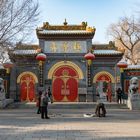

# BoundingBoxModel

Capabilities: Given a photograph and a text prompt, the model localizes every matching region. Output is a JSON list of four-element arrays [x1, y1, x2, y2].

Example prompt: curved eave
[[13, 53, 37, 56], [36, 31, 95, 39], [10, 49, 39, 56], [94, 53, 123, 56], [37, 30, 95, 35], [124, 68, 140, 70], [124, 65, 140, 70], [10, 53, 37, 58]]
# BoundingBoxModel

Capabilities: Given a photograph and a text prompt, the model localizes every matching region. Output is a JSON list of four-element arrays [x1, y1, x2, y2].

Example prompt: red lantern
[[84, 52, 95, 60], [84, 52, 95, 65], [117, 60, 128, 69], [36, 53, 47, 61], [117, 60, 128, 72], [3, 61, 14, 68], [3, 61, 14, 73]]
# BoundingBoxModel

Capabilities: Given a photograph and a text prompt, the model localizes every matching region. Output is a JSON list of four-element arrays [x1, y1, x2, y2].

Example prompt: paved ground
[[0, 104, 140, 140]]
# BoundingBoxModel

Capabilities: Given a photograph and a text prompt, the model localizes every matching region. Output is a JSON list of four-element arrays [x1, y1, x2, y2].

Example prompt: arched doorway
[[53, 66, 78, 102], [93, 71, 115, 102], [48, 61, 84, 102], [17, 72, 38, 102]]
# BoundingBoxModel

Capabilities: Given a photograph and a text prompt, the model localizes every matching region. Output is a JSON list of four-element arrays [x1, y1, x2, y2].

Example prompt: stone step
[[6, 102, 128, 109], [49, 102, 128, 109]]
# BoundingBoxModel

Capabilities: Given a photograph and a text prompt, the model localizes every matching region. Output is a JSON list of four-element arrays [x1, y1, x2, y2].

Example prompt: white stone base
[[0, 99, 14, 109], [127, 94, 140, 110]]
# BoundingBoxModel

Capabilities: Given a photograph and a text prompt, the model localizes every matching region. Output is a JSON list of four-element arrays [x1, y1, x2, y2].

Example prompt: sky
[[33, 0, 139, 44]]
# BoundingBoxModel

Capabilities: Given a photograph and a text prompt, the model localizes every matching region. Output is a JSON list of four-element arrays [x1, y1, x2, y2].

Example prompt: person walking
[[36, 90, 42, 114], [40, 91, 50, 119], [116, 87, 123, 104]]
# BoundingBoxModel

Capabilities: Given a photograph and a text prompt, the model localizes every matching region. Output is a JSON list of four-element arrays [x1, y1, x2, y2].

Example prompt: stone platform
[[8, 102, 128, 110], [0, 105, 140, 140]]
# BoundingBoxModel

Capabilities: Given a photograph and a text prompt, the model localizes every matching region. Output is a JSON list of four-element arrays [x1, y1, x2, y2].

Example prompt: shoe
[[41, 117, 44, 119], [45, 117, 50, 119]]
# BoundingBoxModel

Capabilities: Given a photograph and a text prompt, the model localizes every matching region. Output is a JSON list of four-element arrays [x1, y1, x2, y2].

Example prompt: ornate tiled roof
[[9, 43, 41, 56], [38, 20, 88, 30], [126, 65, 140, 70], [92, 43, 115, 50], [12, 50, 38, 55], [92, 42, 123, 55], [37, 30, 94, 35], [15, 43, 39, 50], [94, 50, 122, 55], [36, 20, 95, 38]]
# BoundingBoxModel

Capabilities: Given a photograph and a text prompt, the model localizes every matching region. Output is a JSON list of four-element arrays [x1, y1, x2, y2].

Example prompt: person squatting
[[95, 86, 107, 117]]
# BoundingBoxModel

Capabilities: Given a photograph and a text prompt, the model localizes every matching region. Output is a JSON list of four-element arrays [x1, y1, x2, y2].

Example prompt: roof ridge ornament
[[63, 18, 68, 26], [86, 26, 95, 32], [38, 21, 91, 31]]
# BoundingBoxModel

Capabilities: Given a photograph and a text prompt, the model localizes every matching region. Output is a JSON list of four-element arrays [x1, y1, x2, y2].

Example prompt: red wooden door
[[52, 66, 78, 102], [20, 74, 35, 102], [20, 82, 27, 101], [66, 78, 78, 102]]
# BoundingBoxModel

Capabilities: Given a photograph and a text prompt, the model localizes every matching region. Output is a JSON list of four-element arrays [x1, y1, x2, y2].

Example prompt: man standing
[[116, 87, 123, 104], [40, 91, 50, 119]]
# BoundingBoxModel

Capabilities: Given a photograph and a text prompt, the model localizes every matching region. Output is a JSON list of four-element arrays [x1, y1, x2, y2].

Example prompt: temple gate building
[[9, 21, 123, 102]]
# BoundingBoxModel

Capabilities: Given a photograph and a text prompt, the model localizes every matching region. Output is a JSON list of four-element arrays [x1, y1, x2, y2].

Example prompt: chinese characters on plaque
[[45, 41, 87, 53]]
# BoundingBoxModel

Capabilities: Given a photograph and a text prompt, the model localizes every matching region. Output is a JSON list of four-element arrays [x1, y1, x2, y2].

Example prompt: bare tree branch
[[107, 16, 140, 65], [0, 0, 39, 63]]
